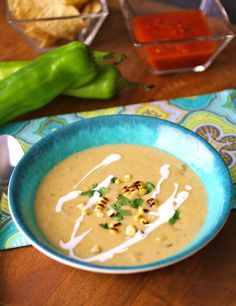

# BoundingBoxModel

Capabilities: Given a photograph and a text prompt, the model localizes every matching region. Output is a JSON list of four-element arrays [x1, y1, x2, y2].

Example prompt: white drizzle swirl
[[55, 153, 121, 212], [56, 190, 81, 213], [58, 162, 192, 263], [74, 153, 121, 188], [151, 164, 170, 198]]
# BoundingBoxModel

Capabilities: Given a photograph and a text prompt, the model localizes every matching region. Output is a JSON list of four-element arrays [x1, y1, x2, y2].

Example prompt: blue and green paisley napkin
[[1, 89, 236, 250]]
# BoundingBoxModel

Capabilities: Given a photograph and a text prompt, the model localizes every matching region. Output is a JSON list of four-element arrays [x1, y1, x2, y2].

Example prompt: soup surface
[[35, 144, 207, 266]]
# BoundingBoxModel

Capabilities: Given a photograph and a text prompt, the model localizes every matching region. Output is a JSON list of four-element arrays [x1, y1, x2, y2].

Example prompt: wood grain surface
[[1, 1, 236, 305]]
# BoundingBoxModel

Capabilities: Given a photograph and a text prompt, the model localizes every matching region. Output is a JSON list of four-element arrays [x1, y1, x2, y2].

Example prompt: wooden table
[[1, 1, 236, 305]]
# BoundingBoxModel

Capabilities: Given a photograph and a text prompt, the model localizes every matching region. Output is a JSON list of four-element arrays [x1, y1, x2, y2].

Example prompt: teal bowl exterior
[[8, 115, 233, 274]]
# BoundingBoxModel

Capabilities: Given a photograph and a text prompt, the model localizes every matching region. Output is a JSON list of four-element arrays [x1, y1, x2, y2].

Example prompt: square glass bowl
[[119, 0, 235, 75], [6, 0, 109, 52]]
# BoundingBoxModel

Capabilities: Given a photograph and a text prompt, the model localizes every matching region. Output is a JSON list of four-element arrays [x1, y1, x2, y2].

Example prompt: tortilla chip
[[23, 24, 57, 48], [37, 3, 85, 40], [8, 0, 41, 19], [64, 0, 90, 8], [81, 0, 102, 14]]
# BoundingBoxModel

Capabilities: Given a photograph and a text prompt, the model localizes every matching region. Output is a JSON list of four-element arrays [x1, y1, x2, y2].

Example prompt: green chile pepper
[[66, 63, 118, 99], [0, 42, 98, 125], [0, 61, 28, 80], [0, 61, 118, 99], [66, 61, 153, 99], [0, 55, 151, 101], [0, 51, 114, 81], [0, 51, 118, 100], [0, 46, 152, 123]]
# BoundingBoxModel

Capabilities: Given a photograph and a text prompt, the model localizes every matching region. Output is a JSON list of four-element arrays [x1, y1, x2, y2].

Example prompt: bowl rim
[[8, 115, 233, 274]]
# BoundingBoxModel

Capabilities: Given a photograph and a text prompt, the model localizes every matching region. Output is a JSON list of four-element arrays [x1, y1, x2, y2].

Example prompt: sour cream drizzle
[[60, 215, 90, 251], [59, 174, 114, 252], [151, 164, 170, 198], [74, 153, 121, 187], [56, 174, 114, 213], [55, 153, 121, 212], [58, 163, 193, 263], [56, 190, 81, 213]]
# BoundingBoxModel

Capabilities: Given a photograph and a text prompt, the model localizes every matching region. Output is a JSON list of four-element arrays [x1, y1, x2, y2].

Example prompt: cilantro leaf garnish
[[81, 190, 95, 197], [119, 209, 131, 216], [81, 183, 98, 198], [113, 210, 130, 221], [99, 223, 109, 229], [116, 195, 131, 206], [168, 210, 180, 225], [111, 177, 118, 184], [99, 187, 108, 197], [114, 213, 123, 221], [130, 198, 143, 208], [110, 195, 131, 221], [146, 181, 155, 193], [110, 203, 119, 211]]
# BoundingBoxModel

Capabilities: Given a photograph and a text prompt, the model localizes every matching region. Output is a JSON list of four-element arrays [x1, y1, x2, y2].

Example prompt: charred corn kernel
[[115, 178, 123, 184], [95, 197, 109, 211], [99, 196, 109, 205], [122, 187, 132, 198], [128, 185, 137, 192], [135, 213, 149, 224], [109, 222, 121, 228], [95, 204, 105, 211], [76, 202, 85, 209], [109, 228, 119, 234], [138, 207, 149, 214], [146, 198, 157, 208], [90, 245, 101, 254], [134, 181, 146, 189], [107, 208, 116, 217], [139, 217, 149, 225], [131, 181, 147, 195], [123, 174, 132, 182], [96, 211, 105, 217], [125, 225, 137, 236], [122, 185, 129, 194], [138, 187, 147, 196], [122, 185, 135, 194], [109, 222, 121, 234]]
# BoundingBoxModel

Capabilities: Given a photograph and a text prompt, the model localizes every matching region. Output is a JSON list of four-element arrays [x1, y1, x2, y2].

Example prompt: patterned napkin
[[0, 89, 236, 250]]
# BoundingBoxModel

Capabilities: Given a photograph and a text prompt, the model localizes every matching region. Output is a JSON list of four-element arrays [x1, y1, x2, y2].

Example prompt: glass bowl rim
[[120, 0, 235, 45], [6, 0, 109, 24]]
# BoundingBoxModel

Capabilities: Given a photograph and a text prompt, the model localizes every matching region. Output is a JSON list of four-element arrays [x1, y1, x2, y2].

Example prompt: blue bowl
[[8, 115, 233, 274]]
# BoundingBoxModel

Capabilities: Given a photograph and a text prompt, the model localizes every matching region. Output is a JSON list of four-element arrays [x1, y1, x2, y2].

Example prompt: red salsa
[[132, 10, 216, 71]]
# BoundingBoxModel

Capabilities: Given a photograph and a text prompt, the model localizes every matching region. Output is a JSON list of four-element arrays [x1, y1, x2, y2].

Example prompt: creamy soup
[[35, 144, 207, 266]]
